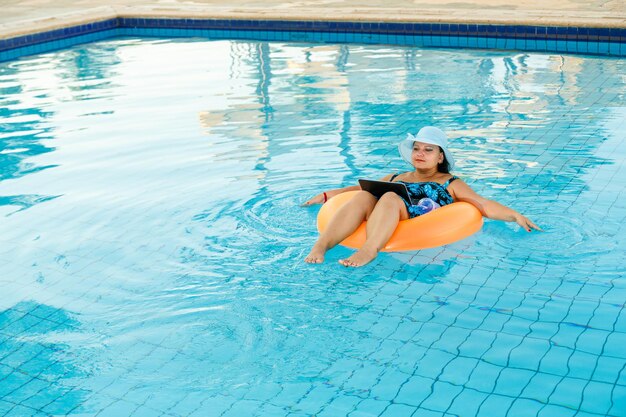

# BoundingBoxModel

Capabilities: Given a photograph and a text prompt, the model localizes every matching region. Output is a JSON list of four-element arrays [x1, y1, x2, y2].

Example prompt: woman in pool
[[303, 126, 541, 267]]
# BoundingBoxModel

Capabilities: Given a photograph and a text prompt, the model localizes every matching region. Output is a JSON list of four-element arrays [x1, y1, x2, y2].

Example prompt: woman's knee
[[340, 191, 377, 214], [351, 190, 378, 205], [378, 192, 403, 206], [375, 192, 409, 218]]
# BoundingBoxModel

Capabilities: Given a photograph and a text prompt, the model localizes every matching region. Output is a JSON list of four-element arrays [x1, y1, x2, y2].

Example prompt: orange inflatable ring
[[317, 191, 483, 252]]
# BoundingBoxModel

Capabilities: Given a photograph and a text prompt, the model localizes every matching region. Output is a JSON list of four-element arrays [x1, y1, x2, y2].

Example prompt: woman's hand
[[514, 213, 542, 232], [301, 193, 326, 206]]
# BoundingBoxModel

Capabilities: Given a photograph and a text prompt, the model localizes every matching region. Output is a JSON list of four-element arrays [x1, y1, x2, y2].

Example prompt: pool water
[[1, 38, 625, 416]]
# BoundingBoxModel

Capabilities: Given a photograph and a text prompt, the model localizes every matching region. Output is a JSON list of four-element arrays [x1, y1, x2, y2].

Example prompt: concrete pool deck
[[1, 0, 625, 41]]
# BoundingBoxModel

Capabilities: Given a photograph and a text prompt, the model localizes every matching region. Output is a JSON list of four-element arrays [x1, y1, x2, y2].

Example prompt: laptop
[[358, 179, 412, 203]]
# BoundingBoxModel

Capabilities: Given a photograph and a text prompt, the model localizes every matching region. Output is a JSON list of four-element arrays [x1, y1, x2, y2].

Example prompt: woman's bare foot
[[304, 243, 327, 264], [338, 247, 378, 267]]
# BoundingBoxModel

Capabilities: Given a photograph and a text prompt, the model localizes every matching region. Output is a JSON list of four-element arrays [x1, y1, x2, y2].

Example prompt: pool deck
[[0, 0, 625, 40]]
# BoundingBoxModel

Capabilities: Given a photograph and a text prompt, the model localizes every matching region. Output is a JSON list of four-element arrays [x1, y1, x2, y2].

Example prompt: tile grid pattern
[[1, 17, 626, 62], [1, 36, 626, 417], [1, 191, 625, 416]]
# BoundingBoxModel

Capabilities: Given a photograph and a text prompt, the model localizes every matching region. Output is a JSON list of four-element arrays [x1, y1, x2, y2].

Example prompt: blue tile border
[[0, 19, 118, 53], [1, 17, 625, 61]]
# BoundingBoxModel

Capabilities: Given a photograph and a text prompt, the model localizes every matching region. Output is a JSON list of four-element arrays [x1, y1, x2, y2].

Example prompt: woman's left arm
[[449, 180, 542, 232]]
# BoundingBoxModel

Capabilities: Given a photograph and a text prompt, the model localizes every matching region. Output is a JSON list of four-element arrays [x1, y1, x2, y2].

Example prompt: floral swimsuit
[[389, 173, 458, 218]]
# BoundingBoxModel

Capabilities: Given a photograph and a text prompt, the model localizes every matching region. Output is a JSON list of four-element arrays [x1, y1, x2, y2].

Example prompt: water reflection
[[0, 41, 123, 215]]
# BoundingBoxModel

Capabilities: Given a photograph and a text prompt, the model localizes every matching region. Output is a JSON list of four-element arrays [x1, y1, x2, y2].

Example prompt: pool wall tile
[[0, 17, 625, 61], [609, 42, 621, 55], [598, 42, 610, 54]]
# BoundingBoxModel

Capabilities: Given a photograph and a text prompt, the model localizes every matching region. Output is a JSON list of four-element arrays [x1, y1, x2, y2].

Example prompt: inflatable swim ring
[[317, 191, 483, 252]]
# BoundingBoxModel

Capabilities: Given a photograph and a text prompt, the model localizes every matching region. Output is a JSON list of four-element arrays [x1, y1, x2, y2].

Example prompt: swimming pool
[[1, 37, 625, 416]]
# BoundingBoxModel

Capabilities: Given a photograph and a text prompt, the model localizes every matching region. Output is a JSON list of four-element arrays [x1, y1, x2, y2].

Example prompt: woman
[[303, 126, 541, 267]]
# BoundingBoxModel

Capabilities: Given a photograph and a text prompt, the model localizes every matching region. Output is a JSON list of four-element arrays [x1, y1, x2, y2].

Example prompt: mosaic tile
[[1, 18, 626, 62], [548, 377, 588, 409], [379, 403, 418, 417], [492, 367, 536, 397], [369, 369, 408, 401], [609, 385, 626, 416], [536, 404, 578, 417], [316, 395, 362, 417], [418, 381, 464, 412], [350, 398, 390, 417], [1, 34, 625, 416], [506, 398, 544, 417], [474, 393, 515, 417], [520, 372, 562, 403]]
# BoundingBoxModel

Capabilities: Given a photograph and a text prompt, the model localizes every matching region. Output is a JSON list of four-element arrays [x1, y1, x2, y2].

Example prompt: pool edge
[[1, 7, 625, 61]]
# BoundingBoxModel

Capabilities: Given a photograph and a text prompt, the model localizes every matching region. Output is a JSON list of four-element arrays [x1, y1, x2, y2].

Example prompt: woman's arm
[[301, 174, 396, 206], [301, 185, 361, 206], [449, 180, 541, 232]]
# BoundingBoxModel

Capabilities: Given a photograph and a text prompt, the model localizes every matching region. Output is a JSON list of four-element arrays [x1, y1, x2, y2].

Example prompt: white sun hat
[[398, 126, 455, 170]]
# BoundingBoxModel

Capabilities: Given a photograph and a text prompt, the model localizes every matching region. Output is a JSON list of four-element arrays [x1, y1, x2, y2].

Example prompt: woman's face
[[411, 141, 444, 168]]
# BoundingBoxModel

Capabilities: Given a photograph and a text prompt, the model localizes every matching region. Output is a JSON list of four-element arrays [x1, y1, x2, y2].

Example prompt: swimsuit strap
[[441, 176, 459, 189], [391, 173, 457, 186]]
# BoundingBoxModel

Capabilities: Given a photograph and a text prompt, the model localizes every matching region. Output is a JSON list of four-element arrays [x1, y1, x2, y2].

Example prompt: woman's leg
[[339, 192, 409, 267], [305, 191, 378, 263]]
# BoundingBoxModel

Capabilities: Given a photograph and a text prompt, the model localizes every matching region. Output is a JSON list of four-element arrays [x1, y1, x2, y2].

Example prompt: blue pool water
[[1, 37, 625, 416]]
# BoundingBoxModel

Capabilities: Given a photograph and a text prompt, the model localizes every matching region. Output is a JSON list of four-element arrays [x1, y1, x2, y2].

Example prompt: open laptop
[[358, 179, 412, 203]]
